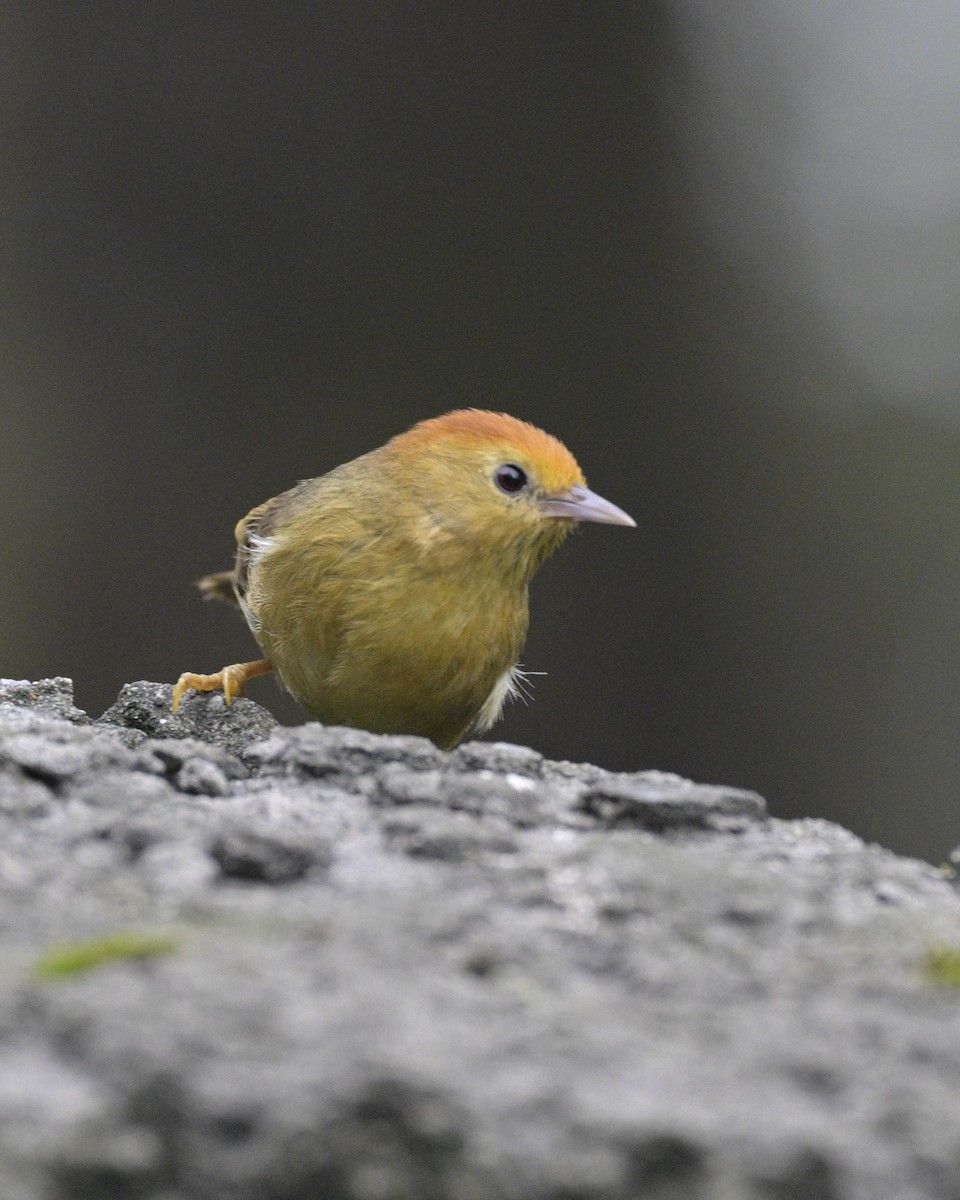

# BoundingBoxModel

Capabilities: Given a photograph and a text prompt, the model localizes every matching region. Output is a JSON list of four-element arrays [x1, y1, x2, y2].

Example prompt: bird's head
[[385, 410, 634, 576]]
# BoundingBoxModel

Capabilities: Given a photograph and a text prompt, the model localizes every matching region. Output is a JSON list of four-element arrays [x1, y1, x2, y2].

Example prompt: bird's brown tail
[[195, 571, 239, 605]]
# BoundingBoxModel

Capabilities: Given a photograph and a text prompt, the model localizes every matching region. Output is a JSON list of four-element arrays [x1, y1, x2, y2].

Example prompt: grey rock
[[143, 738, 248, 782], [175, 758, 231, 797], [98, 681, 279, 757], [578, 769, 767, 831], [0, 767, 51, 817], [138, 841, 220, 895], [376, 764, 559, 830], [0, 677, 90, 724], [451, 740, 545, 776], [382, 806, 520, 860], [247, 722, 442, 777], [68, 769, 179, 814], [374, 764, 445, 806], [209, 826, 330, 883], [0, 726, 140, 784], [0, 678, 960, 1198]]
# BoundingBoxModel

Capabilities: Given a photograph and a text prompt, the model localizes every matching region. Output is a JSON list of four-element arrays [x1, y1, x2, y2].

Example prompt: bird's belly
[[273, 600, 523, 749]]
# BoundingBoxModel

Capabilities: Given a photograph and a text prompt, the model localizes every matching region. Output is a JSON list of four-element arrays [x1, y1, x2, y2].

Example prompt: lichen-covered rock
[[0, 678, 958, 1199]]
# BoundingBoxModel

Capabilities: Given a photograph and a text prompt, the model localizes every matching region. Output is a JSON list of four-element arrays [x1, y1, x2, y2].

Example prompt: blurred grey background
[[3, 3, 960, 862]]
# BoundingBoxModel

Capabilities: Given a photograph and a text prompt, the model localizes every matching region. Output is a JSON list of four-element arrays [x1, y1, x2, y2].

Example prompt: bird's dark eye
[[494, 464, 528, 494]]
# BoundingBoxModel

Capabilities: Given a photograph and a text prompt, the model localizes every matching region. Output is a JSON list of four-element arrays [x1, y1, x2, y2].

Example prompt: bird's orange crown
[[388, 409, 585, 495]]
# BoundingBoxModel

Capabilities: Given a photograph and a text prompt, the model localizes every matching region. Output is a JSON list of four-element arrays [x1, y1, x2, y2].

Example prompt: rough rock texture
[[1, 679, 959, 1199]]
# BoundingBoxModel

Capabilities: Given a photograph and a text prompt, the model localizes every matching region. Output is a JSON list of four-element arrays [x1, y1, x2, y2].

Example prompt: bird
[[172, 409, 635, 748]]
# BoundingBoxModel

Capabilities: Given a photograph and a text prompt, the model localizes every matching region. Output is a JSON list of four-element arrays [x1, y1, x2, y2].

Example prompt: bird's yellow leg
[[171, 659, 273, 713]]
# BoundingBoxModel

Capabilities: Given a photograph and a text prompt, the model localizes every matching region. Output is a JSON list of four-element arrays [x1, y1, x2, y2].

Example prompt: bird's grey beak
[[538, 484, 636, 527]]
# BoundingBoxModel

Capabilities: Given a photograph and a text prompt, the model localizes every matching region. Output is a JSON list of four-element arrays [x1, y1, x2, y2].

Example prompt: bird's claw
[[171, 660, 272, 713], [171, 669, 239, 713]]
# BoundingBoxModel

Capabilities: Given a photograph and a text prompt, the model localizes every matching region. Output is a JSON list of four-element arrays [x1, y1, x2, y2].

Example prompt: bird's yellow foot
[[171, 659, 273, 713]]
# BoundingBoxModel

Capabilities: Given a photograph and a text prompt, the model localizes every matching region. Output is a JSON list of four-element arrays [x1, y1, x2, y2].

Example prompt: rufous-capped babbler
[[172, 410, 634, 748]]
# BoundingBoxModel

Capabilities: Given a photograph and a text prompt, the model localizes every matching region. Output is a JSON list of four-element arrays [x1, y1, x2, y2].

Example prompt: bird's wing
[[231, 492, 290, 602]]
